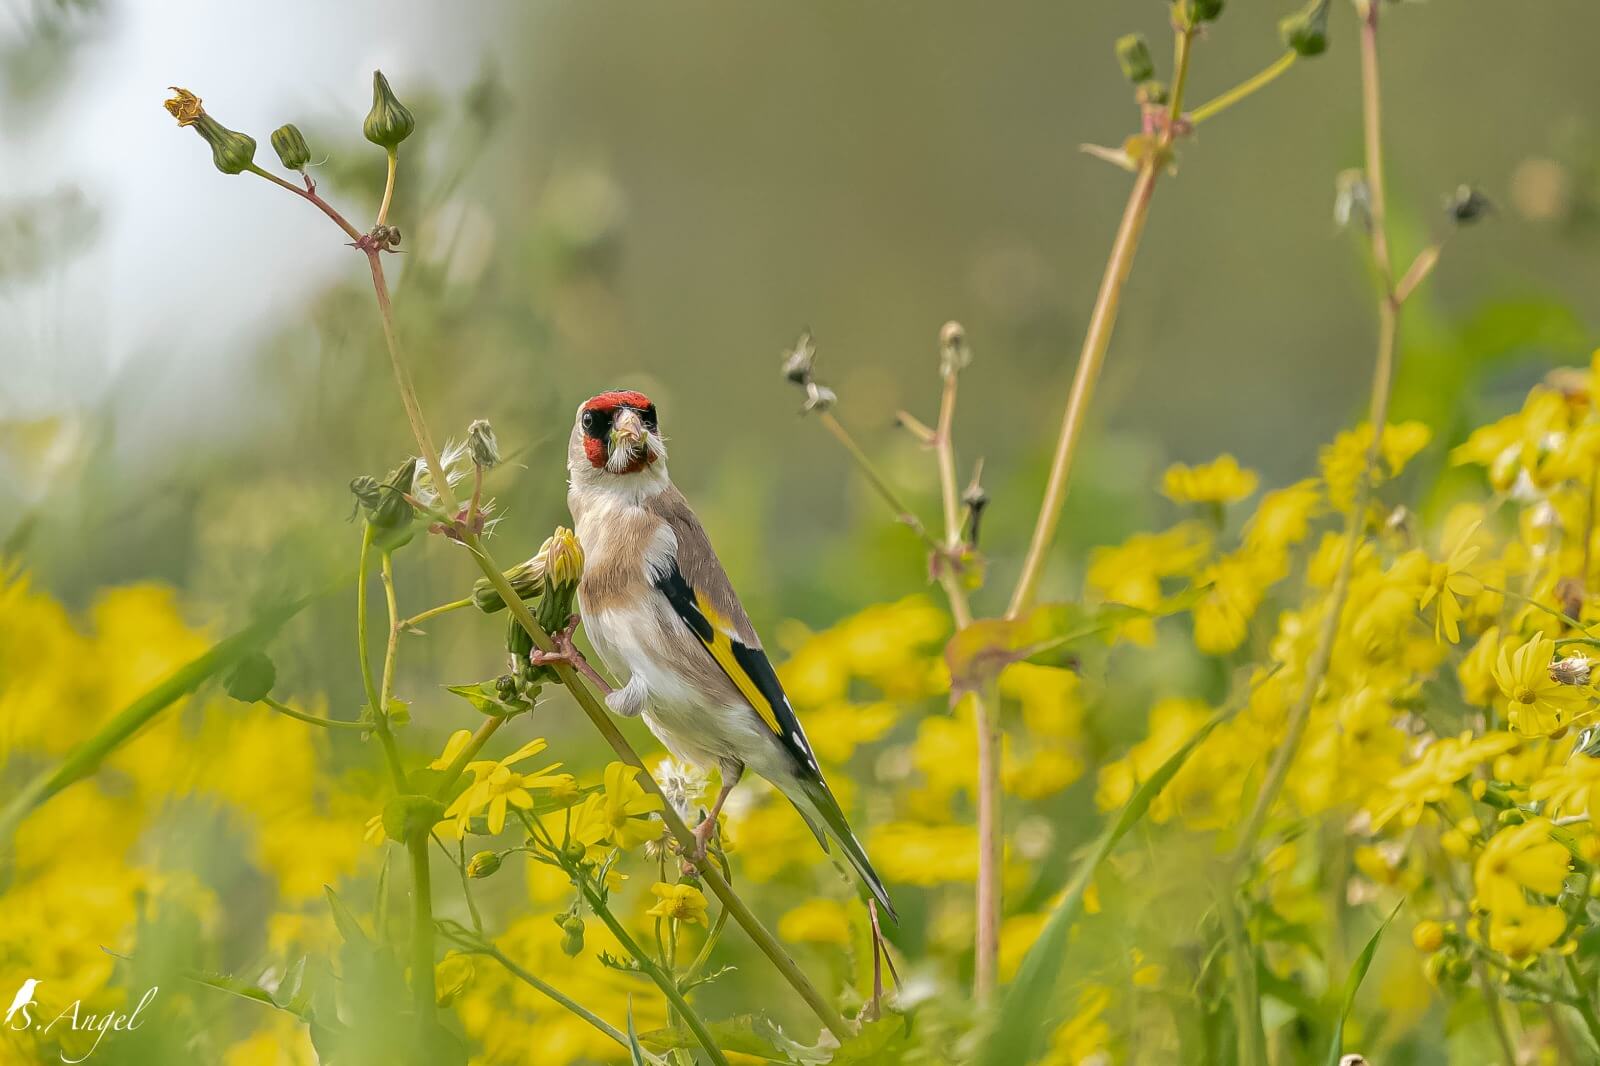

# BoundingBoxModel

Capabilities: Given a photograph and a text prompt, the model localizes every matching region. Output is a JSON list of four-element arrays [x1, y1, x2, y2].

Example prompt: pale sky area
[[1, 0, 500, 414]]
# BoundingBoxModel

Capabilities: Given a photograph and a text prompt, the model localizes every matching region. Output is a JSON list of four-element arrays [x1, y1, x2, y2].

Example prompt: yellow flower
[[1474, 818, 1571, 915], [1366, 731, 1518, 830], [778, 899, 852, 946], [441, 737, 566, 836], [1161, 454, 1258, 505], [572, 762, 664, 851], [1494, 634, 1594, 736], [1530, 754, 1600, 820], [1320, 421, 1432, 509], [430, 728, 475, 771], [646, 881, 709, 925], [1486, 902, 1568, 961], [1192, 550, 1279, 655], [1243, 479, 1321, 554], [1418, 520, 1483, 643]]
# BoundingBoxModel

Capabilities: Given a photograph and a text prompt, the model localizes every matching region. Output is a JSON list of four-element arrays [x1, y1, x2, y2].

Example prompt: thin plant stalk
[[1565, 956, 1600, 1051], [402, 595, 474, 631], [480, 943, 635, 1051], [358, 524, 406, 790], [260, 696, 370, 732], [1007, 24, 1198, 620], [1188, 51, 1298, 126], [1230, 0, 1408, 867]]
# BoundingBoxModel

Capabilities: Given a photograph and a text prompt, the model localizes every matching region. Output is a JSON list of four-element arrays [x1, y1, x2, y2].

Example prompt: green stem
[[358, 525, 406, 791], [260, 696, 369, 732], [1565, 956, 1600, 1051], [481, 943, 635, 1051], [246, 164, 364, 242], [1230, 0, 1403, 869], [378, 148, 398, 227], [576, 871, 730, 1066], [1188, 51, 1298, 126], [402, 596, 474, 631], [407, 832, 438, 1028]]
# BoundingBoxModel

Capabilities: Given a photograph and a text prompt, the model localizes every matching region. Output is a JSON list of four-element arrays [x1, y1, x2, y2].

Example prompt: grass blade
[[1325, 900, 1403, 1066], [979, 702, 1233, 1066]]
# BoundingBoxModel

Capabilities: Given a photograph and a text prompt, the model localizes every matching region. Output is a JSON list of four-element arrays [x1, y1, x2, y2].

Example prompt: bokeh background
[[4, 0, 1600, 1062]]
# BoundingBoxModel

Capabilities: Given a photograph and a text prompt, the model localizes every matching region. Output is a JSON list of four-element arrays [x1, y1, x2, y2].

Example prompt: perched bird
[[551, 388, 897, 921]]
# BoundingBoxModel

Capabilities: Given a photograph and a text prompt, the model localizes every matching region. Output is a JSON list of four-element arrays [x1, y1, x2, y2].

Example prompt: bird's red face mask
[[579, 391, 661, 474]]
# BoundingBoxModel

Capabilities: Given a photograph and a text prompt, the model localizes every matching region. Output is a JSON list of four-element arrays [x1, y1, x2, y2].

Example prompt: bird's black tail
[[790, 778, 899, 924]]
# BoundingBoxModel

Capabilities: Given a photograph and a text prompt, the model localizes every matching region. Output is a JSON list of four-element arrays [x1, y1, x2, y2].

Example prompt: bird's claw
[[679, 817, 719, 874], [528, 615, 616, 696]]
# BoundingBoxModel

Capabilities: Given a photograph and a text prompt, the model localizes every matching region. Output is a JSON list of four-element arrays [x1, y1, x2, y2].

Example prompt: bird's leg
[[528, 614, 614, 695], [690, 777, 737, 863], [864, 899, 900, 1022]]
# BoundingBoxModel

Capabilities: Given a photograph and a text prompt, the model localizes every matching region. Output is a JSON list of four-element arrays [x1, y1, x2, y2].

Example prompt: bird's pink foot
[[528, 615, 614, 695]]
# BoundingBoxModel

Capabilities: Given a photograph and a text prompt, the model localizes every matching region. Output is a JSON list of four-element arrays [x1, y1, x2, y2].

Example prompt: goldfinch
[[555, 389, 897, 921]]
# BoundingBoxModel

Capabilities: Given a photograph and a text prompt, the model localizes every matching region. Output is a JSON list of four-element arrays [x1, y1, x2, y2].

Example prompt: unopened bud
[[1183, 0, 1223, 24], [543, 527, 584, 590], [939, 320, 971, 379], [362, 458, 418, 532], [1280, 0, 1330, 57], [1115, 35, 1155, 84], [467, 419, 500, 469], [466, 851, 502, 878], [494, 674, 519, 703], [1551, 656, 1593, 687], [271, 124, 311, 171], [1411, 920, 1445, 954], [224, 651, 276, 703], [781, 330, 818, 385], [474, 553, 546, 613], [561, 929, 585, 957], [364, 70, 416, 150], [563, 840, 587, 864], [1446, 185, 1492, 224]]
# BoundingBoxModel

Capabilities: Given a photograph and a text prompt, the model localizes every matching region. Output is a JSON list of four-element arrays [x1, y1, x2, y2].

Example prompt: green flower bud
[[560, 929, 584, 957], [562, 840, 587, 865], [164, 87, 257, 176], [1183, 0, 1223, 24], [562, 915, 585, 937], [466, 851, 502, 879], [224, 651, 276, 703], [1115, 34, 1155, 84], [357, 457, 417, 533], [466, 419, 500, 469], [1279, 0, 1330, 57], [493, 674, 519, 703], [364, 70, 416, 150], [271, 124, 311, 171]]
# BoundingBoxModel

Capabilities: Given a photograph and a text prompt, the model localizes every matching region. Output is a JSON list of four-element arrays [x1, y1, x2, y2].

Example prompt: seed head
[[467, 418, 500, 469]]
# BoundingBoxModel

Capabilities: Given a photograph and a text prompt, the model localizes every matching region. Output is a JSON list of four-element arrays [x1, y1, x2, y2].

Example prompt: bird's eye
[[581, 409, 610, 439], [641, 404, 658, 430]]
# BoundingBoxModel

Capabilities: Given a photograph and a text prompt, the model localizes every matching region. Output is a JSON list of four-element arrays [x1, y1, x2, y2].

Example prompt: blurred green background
[[3, 0, 1597, 661]]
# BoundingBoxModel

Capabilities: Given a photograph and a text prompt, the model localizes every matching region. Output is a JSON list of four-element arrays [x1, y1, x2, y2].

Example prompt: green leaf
[[980, 703, 1233, 1066], [627, 998, 648, 1066], [446, 679, 532, 718], [1324, 900, 1402, 1066], [324, 885, 371, 946], [638, 1014, 831, 1063]]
